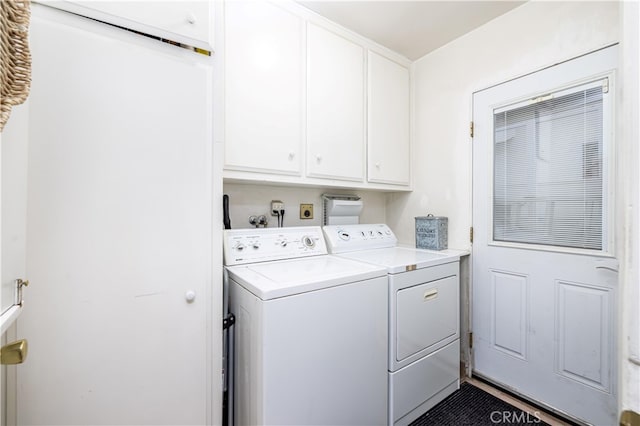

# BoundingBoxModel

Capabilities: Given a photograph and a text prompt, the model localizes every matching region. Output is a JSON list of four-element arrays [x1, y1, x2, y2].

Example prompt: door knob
[[1, 339, 28, 365]]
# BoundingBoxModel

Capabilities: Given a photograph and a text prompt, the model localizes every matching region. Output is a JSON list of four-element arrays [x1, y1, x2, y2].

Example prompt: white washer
[[323, 224, 462, 426], [224, 226, 388, 426]]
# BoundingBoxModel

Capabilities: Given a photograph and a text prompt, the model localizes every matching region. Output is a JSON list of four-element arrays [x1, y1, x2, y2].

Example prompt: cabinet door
[[224, 1, 304, 175], [368, 52, 410, 185], [307, 23, 364, 181], [54, 1, 213, 50], [19, 6, 219, 425]]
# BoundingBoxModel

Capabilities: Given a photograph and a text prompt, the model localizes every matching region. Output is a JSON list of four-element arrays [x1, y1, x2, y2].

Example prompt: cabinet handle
[[375, 163, 381, 169], [316, 155, 322, 164], [288, 152, 295, 161], [423, 289, 438, 301], [186, 13, 196, 25]]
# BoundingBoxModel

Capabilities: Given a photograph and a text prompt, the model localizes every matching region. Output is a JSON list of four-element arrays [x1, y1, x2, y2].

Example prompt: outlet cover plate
[[300, 204, 313, 219]]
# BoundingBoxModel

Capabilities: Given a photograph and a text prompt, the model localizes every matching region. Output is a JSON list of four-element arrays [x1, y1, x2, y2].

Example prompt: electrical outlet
[[300, 204, 313, 219], [271, 200, 284, 216]]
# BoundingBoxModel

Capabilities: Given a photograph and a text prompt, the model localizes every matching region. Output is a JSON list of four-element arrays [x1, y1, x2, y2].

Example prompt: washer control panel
[[323, 224, 397, 253], [223, 226, 327, 266]]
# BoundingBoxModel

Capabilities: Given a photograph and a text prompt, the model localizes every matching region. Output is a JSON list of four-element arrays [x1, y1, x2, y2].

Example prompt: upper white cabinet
[[223, 1, 304, 175], [220, 1, 412, 190], [368, 51, 411, 185], [306, 23, 365, 182], [53, 1, 214, 51]]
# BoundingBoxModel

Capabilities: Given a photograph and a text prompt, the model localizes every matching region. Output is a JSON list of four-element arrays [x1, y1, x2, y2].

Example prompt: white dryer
[[224, 226, 388, 426], [323, 224, 463, 426]]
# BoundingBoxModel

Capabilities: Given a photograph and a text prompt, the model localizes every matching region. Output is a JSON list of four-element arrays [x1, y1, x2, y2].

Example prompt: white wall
[[620, 0, 640, 416], [386, 0, 619, 250], [223, 183, 387, 229]]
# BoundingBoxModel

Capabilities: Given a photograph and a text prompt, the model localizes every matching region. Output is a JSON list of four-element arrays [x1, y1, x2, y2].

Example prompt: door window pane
[[493, 84, 604, 250]]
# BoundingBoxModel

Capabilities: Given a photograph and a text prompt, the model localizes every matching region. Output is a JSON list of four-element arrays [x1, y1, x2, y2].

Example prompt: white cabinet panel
[[55, 1, 213, 50], [307, 23, 364, 181], [19, 6, 219, 425], [396, 276, 458, 361], [224, 1, 304, 175], [368, 51, 410, 185]]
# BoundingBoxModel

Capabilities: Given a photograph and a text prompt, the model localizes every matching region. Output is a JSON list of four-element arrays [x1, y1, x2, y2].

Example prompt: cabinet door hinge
[[470, 121, 474, 138], [470, 227, 474, 243], [469, 332, 473, 349]]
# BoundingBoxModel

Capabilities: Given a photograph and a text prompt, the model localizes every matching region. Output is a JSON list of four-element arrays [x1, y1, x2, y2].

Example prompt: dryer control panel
[[224, 226, 327, 266], [323, 224, 398, 253]]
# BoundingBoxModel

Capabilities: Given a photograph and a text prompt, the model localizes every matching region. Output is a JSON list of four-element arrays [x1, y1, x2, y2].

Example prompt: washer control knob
[[280, 239, 288, 247], [234, 242, 246, 251], [338, 231, 350, 241], [302, 236, 315, 248], [252, 242, 261, 249]]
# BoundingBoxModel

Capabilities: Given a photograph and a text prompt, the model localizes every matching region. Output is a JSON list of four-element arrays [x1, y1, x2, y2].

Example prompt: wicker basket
[[0, 0, 31, 132]]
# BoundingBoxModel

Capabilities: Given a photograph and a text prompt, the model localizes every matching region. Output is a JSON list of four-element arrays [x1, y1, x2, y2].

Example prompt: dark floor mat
[[409, 382, 550, 426]]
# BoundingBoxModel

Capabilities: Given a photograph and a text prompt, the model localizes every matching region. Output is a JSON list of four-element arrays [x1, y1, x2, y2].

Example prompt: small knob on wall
[[185, 290, 196, 303]]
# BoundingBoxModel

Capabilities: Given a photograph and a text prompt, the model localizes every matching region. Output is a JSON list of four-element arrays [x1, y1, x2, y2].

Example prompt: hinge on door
[[470, 227, 474, 244], [470, 121, 474, 138], [16, 278, 29, 306], [469, 332, 473, 349], [602, 77, 609, 94]]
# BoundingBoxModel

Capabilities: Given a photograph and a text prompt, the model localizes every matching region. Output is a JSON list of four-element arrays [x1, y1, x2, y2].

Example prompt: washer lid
[[336, 247, 460, 274], [226, 255, 387, 300]]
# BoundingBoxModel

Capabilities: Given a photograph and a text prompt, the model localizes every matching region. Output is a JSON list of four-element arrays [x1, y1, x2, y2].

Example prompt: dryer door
[[392, 262, 459, 365]]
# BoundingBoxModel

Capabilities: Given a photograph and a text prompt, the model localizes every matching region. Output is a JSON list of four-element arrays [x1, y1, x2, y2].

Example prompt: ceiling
[[298, 1, 526, 60]]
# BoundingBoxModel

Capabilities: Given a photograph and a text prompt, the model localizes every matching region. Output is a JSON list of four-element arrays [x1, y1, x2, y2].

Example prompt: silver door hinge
[[16, 278, 29, 306], [470, 227, 474, 244], [469, 332, 473, 349], [470, 121, 474, 138]]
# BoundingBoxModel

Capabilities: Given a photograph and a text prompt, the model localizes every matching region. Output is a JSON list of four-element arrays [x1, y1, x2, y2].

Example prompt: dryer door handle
[[423, 288, 438, 301]]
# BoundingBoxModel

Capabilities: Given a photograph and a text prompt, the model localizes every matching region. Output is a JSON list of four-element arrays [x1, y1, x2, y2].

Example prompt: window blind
[[493, 83, 605, 250]]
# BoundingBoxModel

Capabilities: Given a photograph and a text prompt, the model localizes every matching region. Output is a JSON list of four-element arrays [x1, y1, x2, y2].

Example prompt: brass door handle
[[1, 339, 28, 365]]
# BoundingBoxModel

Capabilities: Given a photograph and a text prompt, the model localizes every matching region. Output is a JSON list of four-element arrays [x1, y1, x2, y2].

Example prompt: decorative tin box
[[415, 215, 448, 250]]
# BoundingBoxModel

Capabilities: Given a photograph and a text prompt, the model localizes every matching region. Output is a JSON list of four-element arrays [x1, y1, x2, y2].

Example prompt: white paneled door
[[472, 46, 618, 426]]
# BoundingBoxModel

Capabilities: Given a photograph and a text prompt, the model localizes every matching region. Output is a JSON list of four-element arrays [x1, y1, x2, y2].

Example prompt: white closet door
[[18, 6, 218, 425]]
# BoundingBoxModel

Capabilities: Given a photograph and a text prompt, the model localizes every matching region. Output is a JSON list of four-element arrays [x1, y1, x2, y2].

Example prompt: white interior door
[[16, 5, 220, 425], [472, 46, 618, 426]]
